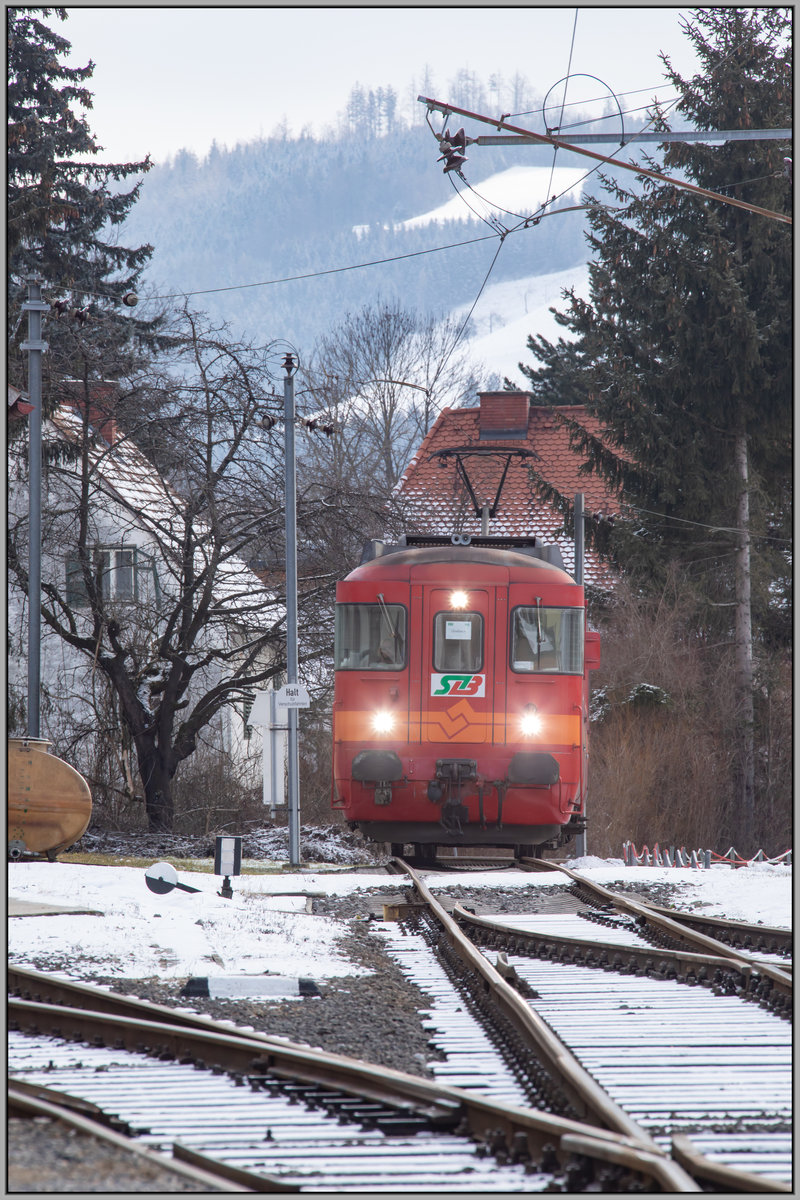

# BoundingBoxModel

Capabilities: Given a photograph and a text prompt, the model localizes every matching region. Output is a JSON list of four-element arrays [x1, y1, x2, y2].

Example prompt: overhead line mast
[[418, 96, 792, 226]]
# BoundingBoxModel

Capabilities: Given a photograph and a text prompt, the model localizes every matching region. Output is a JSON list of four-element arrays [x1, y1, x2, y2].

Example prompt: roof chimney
[[62, 380, 120, 446], [478, 391, 531, 440]]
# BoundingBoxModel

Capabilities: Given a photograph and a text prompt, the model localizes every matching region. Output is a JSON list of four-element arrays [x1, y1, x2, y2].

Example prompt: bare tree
[[9, 309, 297, 831], [303, 300, 482, 482], [293, 300, 484, 575]]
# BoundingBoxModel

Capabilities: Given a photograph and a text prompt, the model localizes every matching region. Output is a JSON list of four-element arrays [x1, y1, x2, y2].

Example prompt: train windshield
[[433, 611, 484, 673], [335, 603, 407, 670], [511, 606, 583, 674]]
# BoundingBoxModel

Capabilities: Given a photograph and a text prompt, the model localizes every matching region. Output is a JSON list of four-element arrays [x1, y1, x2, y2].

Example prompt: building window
[[115, 548, 135, 599], [65, 546, 151, 606]]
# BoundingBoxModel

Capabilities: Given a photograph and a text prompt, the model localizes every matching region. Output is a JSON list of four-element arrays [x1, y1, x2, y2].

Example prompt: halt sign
[[275, 683, 310, 708]]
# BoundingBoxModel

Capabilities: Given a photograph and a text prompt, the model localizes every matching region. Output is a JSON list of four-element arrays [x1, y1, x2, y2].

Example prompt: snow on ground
[[568, 858, 793, 928], [7, 862, 384, 983], [8, 857, 791, 986]]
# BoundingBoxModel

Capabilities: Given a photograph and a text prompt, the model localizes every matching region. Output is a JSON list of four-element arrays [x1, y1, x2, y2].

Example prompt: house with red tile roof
[[395, 391, 618, 590]]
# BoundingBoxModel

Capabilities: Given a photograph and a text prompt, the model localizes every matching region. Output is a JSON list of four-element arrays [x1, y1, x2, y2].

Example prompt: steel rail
[[7, 974, 698, 1192], [519, 859, 792, 1002], [8, 1079, 256, 1192], [671, 1133, 792, 1195], [451, 902, 782, 999], [8, 996, 461, 1125], [630, 899, 792, 956], [396, 859, 683, 1154]]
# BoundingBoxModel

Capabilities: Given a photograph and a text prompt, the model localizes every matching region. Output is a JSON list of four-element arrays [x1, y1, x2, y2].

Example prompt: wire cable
[[623, 504, 792, 543], [428, 232, 509, 393], [126, 231, 501, 303], [543, 8, 580, 205], [507, 83, 682, 121]]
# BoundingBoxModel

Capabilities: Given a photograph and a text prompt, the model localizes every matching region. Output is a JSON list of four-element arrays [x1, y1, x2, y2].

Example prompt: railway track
[[8, 965, 695, 1193], [387, 857, 791, 1192], [519, 857, 792, 967], [8, 856, 791, 1192]]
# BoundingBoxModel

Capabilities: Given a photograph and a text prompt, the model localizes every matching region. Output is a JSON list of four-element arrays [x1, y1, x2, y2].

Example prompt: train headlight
[[450, 589, 469, 609], [520, 706, 542, 737], [371, 710, 395, 735]]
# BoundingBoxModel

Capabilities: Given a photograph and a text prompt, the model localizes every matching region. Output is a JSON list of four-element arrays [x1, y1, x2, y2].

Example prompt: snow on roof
[[8, 383, 34, 418], [396, 394, 618, 590]]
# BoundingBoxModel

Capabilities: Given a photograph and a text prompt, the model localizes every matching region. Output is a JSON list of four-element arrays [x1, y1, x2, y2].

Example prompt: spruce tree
[[519, 8, 791, 843], [7, 7, 166, 389]]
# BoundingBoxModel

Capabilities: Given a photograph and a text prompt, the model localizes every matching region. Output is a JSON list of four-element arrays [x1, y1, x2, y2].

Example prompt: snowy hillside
[[401, 165, 588, 231], [452, 265, 590, 386], [396, 165, 592, 386]]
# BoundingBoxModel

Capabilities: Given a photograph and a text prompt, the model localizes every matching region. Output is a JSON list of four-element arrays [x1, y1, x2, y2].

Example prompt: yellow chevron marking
[[418, 698, 491, 743]]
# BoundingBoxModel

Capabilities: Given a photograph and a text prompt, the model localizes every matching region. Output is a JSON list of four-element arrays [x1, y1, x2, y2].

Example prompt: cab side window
[[511, 606, 583, 674], [335, 603, 406, 670]]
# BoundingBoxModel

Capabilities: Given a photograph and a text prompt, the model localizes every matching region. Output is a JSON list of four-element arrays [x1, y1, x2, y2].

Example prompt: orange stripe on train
[[335, 702, 580, 745]]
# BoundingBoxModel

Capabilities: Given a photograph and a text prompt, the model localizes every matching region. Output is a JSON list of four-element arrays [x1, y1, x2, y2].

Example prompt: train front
[[332, 540, 599, 855]]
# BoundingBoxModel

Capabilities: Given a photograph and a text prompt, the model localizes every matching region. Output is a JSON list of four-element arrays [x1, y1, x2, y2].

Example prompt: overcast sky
[[59, 6, 701, 164]]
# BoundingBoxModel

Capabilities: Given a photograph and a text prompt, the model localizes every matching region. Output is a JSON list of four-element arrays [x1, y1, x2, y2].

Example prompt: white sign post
[[275, 683, 310, 709]]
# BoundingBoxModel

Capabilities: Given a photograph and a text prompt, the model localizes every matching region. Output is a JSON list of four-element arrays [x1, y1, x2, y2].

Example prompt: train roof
[[345, 535, 579, 586]]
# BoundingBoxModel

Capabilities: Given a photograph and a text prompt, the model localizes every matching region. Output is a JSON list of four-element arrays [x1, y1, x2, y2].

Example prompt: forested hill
[[121, 110, 595, 354]]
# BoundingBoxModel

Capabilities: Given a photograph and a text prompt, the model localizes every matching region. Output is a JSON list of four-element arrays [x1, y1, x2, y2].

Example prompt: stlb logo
[[431, 673, 486, 697]]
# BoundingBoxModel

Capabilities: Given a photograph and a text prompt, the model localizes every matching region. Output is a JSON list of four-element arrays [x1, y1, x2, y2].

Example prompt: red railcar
[[332, 534, 600, 858]]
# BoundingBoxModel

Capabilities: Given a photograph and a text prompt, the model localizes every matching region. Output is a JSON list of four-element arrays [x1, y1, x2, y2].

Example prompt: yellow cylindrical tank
[[8, 738, 92, 860]]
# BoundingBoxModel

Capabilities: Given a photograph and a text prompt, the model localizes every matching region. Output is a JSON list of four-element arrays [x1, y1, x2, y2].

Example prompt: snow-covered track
[[454, 905, 791, 1018], [395, 859, 792, 1193], [519, 858, 792, 1008], [491, 949, 792, 1191], [8, 1077, 256, 1192], [522, 859, 791, 960], [7, 969, 695, 1193]]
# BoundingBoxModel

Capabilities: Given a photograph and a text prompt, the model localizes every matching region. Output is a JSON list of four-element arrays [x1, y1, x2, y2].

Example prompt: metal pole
[[21, 277, 49, 739], [283, 356, 301, 867], [475, 128, 792, 145], [574, 492, 584, 586], [574, 493, 586, 858]]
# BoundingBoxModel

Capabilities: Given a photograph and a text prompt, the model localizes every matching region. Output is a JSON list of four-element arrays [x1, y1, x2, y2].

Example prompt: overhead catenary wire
[[621, 504, 792, 543], [83, 230, 501, 306], [432, 50, 685, 246], [507, 82, 682, 122], [543, 9, 580, 205], [52, 193, 599, 311], [449, 25, 787, 235], [428, 232, 509, 393]]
